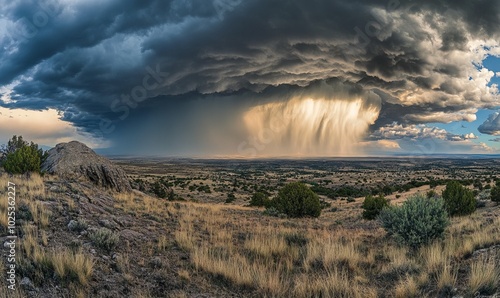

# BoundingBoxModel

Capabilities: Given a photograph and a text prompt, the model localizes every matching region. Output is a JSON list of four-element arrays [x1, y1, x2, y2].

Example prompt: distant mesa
[[41, 141, 131, 192]]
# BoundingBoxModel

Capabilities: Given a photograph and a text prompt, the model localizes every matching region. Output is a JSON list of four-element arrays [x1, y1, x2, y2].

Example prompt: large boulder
[[42, 141, 131, 192]]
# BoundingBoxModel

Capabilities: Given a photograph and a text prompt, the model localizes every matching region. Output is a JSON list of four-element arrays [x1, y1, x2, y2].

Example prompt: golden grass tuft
[[51, 248, 94, 285], [468, 255, 500, 295], [436, 261, 457, 293], [178, 269, 190, 281], [394, 275, 419, 298], [157, 235, 168, 251], [294, 269, 377, 298]]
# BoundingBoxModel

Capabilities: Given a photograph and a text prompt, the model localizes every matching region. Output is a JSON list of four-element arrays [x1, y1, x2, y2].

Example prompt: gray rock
[[67, 220, 78, 230], [149, 257, 162, 268], [99, 219, 115, 229], [41, 141, 131, 192], [3, 240, 15, 248], [20, 277, 36, 291]]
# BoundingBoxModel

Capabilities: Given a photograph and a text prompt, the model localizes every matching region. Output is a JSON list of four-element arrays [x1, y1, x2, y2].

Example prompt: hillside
[[1, 170, 499, 297]]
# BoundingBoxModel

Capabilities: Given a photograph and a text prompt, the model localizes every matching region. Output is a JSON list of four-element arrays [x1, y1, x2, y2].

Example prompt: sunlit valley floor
[[1, 158, 500, 297]]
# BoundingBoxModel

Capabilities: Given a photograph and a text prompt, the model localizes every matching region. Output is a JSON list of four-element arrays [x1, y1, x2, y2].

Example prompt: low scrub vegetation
[[2, 170, 499, 297], [442, 181, 476, 216], [249, 192, 271, 207], [0, 135, 47, 174], [490, 181, 500, 203], [271, 182, 321, 218], [361, 194, 389, 220], [90, 228, 120, 251], [379, 194, 449, 249]]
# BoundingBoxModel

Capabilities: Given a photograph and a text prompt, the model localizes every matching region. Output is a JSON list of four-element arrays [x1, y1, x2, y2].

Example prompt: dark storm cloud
[[478, 112, 500, 135], [1, 0, 499, 148]]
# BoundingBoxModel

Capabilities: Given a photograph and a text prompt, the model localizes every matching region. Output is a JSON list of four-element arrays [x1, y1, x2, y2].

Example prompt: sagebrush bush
[[379, 194, 449, 249], [362, 194, 389, 220], [271, 182, 321, 218], [442, 181, 476, 216], [68, 219, 88, 233], [90, 228, 119, 251]]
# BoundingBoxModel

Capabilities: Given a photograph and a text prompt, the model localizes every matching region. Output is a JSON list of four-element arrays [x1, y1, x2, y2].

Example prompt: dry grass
[[445, 215, 500, 259], [0, 173, 94, 296], [294, 268, 377, 298], [2, 172, 499, 297], [436, 261, 457, 293], [114, 190, 168, 217], [178, 269, 190, 281], [244, 231, 289, 258], [468, 255, 500, 295], [0, 173, 45, 230], [52, 248, 94, 285], [421, 242, 447, 273], [157, 235, 168, 251], [172, 202, 379, 296], [165, 199, 500, 297], [19, 222, 94, 286], [394, 275, 419, 298], [25, 200, 51, 228], [304, 236, 362, 272]]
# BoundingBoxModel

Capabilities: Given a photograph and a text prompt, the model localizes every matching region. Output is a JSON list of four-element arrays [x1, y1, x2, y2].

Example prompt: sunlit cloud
[[0, 107, 108, 148]]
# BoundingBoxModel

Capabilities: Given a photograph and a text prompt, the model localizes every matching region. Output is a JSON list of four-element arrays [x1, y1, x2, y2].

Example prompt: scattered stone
[[149, 257, 163, 268], [20, 277, 36, 291], [99, 219, 115, 229], [4, 241, 12, 248], [120, 229, 143, 241], [67, 220, 78, 230], [41, 141, 131, 192]]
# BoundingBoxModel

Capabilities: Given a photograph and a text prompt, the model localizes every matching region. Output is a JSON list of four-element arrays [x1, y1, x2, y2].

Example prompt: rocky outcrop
[[41, 141, 131, 192]]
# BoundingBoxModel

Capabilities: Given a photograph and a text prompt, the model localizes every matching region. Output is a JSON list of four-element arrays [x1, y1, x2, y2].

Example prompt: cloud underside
[[478, 112, 500, 135], [0, 0, 500, 153]]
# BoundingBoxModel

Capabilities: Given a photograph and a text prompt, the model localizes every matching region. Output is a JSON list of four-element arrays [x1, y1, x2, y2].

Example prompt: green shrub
[[3, 145, 41, 174], [249, 192, 271, 207], [225, 193, 236, 204], [1, 135, 46, 174], [442, 181, 476, 216], [379, 194, 449, 249], [68, 219, 88, 233], [362, 194, 389, 220], [271, 182, 321, 218], [90, 228, 119, 251], [490, 182, 500, 203], [426, 190, 438, 199]]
